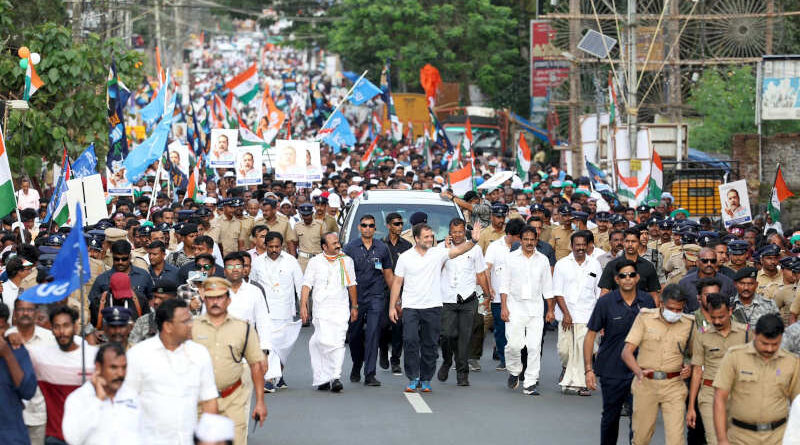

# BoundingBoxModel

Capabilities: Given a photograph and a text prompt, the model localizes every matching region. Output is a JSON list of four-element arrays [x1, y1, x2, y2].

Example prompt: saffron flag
[[224, 64, 259, 104], [449, 163, 474, 197], [419, 64, 441, 108], [23, 56, 44, 100], [767, 164, 794, 222], [255, 86, 285, 144]]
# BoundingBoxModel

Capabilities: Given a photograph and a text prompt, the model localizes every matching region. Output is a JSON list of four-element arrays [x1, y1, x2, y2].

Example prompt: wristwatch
[[352, 305, 359, 310]]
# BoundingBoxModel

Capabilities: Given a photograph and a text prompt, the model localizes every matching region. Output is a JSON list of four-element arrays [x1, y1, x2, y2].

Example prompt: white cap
[[352, 176, 363, 184], [223, 171, 235, 178], [195, 413, 234, 442], [328, 193, 341, 208], [347, 185, 363, 195], [309, 188, 323, 199], [433, 176, 445, 185], [205, 197, 217, 204], [661, 192, 674, 201], [279, 198, 292, 207]]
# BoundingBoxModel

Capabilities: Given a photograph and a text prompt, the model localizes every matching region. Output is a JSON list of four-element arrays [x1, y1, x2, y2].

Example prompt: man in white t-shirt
[[16, 178, 40, 211], [389, 221, 482, 393]]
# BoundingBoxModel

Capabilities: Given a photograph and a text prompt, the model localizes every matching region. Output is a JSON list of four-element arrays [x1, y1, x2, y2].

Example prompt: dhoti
[[557, 323, 589, 389], [309, 299, 349, 386]]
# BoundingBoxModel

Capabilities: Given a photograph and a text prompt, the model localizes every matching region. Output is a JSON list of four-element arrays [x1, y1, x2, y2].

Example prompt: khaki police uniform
[[713, 342, 800, 445], [757, 269, 784, 299], [295, 219, 324, 272], [550, 225, 573, 261], [131, 246, 149, 271], [591, 227, 610, 252], [192, 278, 265, 445], [690, 322, 749, 445], [773, 284, 798, 326], [239, 215, 256, 250], [255, 216, 297, 253], [478, 226, 505, 254], [625, 307, 695, 445], [316, 214, 338, 234], [218, 216, 243, 256], [539, 224, 553, 245]]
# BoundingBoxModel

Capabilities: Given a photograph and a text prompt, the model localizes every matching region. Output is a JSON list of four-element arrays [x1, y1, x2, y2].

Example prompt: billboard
[[761, 57, 800, 120], [530, 20, 570, 127]]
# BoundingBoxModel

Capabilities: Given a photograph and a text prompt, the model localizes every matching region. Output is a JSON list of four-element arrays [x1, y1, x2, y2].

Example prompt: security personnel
[[530, 203, 553, 245], [217, 198, 244, 256], [313, 195, 339, 233], [756, 244, 784, 298], [100, 306, 134, 350], [591, 211, 612, 252], [193, 277, 267, 445], [255, 198, 298, 257], [551, 206, 574, 261], [666, 244, 700, 286], [646, 218, 661, 251], [238, 199, 258, 251], [103, 227, 129, 268], [773, 256, 799, 325], [731, 267, 779, 326], [687, 293, 749, 445], [131, 225, 152, 270], [727, 240, 751, 273], [129, 278, 178, 345], [621, 284, 694, 445], [478, 204, 507, 254], [713, 314, 800, 445], [295, 203, 324, 273]]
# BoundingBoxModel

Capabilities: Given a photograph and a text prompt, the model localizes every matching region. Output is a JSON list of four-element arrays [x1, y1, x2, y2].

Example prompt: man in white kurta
[[552, 231, 602, 394], [499, 226, 554, 395], [300, 232, 358, 391]]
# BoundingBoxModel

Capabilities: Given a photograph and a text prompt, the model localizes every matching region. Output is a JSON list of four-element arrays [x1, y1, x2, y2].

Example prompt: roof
[[355, 190, 455, 206]]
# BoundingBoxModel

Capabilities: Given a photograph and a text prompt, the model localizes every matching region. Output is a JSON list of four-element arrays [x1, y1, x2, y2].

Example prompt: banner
[[530, 20, 570, 126], [761, 58, 800, 120], [236, 146, 263, 186], [719, 180, 753, 227], [275, 140, 322, 182], [208, 129, 239, 168], [67, 174, 108, 226]]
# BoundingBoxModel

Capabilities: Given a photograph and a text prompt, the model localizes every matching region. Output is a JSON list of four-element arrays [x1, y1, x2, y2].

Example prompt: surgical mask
[[662, 308, 682, 324], [571, 223, 577, 231]]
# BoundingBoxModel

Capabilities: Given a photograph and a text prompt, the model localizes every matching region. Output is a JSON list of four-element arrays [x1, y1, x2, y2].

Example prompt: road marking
[[404, 393, 432, 413]]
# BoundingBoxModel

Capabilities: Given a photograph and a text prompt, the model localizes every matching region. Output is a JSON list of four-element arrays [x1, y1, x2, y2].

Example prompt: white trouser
[[504, 314, 544, 385], [309, 299, 349, 386], [557, 323, 589, 388]]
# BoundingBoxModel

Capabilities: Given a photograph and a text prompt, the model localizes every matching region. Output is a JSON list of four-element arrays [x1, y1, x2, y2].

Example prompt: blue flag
[[139, 72, 170, 125], [106, 61, 131, 176], [20, 204, 90, 304], [42, 154, 68, 225], [321, 110, 356, 153], [71, 144, 98, 179], [428, 107, 455, 169], [123, 95, 176, 183], [343, 72, 381, 105]]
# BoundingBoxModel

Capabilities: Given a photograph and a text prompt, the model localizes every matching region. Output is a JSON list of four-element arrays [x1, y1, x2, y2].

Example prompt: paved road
[[250, 326, 666, 444]]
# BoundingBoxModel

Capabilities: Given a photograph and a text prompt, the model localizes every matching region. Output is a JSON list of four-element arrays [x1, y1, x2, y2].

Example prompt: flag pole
[[78, 257, 86, 384], [146, 158, 163, 221], [768, 162, 781, 217], [314, 70, 368, 140]]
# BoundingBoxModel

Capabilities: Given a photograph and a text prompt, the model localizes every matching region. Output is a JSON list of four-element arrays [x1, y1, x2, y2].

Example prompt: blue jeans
[[491, 303, 505, 365]]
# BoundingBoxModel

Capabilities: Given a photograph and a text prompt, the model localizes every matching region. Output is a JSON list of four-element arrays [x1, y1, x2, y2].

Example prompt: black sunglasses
[[700, 258, 717, 264], [390, 221, 404, 226], [112, 256, 130, 262], [617, 272, 638, 279], [360, 223, 376, 228]]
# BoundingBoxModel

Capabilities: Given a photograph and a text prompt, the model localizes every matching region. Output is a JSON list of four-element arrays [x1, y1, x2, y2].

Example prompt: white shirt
[[395, 246, 450, 309], [785, 394, 800, 444], [7, 325, 54, 426], [124, 336, 218, 445], [227, 281, 273, 351], [485, 237, 512, 303], [2, 280, 20, 320], [302, 253, 357, 304], [62, 381, 141, 445], [439, 243, 486, 304], [175, 241, 223, 265], [16, 188, 40, 210], [588, 246, 607, 261], [552, 253, 602, 324], [251, 251, 303, 320], [499, 249, 554, 317]]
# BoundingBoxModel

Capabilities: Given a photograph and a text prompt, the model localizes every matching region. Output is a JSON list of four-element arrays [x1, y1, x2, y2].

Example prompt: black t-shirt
[[598, 255, 661, 293]]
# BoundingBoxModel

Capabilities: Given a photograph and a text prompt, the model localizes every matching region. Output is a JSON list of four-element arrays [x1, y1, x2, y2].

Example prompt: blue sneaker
[[405, 378, 419, 393], [264, 380, 276, 393], [420, 380, 432, 393], [275, 377, 288, 389]]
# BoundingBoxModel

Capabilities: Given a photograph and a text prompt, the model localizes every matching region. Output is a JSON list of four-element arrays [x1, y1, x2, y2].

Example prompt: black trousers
[[599, 376, 633, 445], [440, 297, 478, 375], [402, 307, 442, 381], [348, 294, 384, 377], [379, 293, 402, 366]]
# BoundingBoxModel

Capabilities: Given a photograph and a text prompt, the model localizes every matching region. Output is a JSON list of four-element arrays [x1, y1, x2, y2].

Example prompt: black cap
[[313, 196, 329, 205], [297, 203, 314, 215], [595, 211, 611, 221], [759, 244, 781, 258], [779, 256, 799, 269], [557, 205, 572, 216], [155, 222, 171, 232], [611, 214, 627, 225], [698, 231, 719, 247], [136, 226, 153, 236], [733, 267, 758, 281], [646, 217, 660, 227], [87, 237, 103, 251], [491, 203, 509, 216], [44, 234, 65, 247], [94, 220, 114, 231], [178, 223, 198, 236], [410, 212, 428, 225], [636, 204, 650, 213], [728, 240, 750, 254], [529, 203, 545, 213], [177, 210, 195, 221], [195, 207, 212, 217], [101, 307, 132, 326], [153, 278, 178, 294], [571, 211, 589, 221], [681, 231, 699, 245]]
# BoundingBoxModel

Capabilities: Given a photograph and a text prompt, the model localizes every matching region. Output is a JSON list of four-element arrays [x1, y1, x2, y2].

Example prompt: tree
[[326, 0, 518, 104], [0, 0, 145, 178]]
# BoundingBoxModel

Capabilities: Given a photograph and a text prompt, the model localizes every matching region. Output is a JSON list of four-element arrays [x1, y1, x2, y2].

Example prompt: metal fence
[[662, 160, 740, 220]]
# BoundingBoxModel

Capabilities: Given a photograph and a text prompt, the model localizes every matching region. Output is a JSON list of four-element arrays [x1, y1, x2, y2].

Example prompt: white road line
[[404, 392, 433, 413]]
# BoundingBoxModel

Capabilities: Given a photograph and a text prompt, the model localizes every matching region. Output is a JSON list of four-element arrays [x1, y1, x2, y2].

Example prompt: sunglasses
[[225, 264, 244, 270], [112, 256, 130, 262], [198, 264, 212, 271], [617, 272, 638, 279], [390, 221, 404, 227], [360, 223, 376, 228], [699, 258, 717, 264]]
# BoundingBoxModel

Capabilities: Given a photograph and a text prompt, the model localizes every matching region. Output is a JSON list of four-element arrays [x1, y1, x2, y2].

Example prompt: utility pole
[[568, 0, 582, 175], [667, 0, 682, 161], [174, 0, 181, 67], [154, 0, 162, 56], [626, 0, 638, 158]]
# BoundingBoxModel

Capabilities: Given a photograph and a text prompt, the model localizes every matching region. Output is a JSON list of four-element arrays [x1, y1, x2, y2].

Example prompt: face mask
[[662, 308, 682, 324], [571, 223, 577, 231]]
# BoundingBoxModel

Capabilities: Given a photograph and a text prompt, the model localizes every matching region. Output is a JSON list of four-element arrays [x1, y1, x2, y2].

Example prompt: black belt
[[457, 293, 476, 304], [732, 417, 787, 432]]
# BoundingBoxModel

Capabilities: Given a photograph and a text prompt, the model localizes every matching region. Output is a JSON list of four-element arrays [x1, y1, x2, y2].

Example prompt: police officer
[[713, 314, 800, 445], [192, 277, 267, 445], [551, 206, 574, 261], [254, 198, 298, 257], [343, 214, 394, 386], [773, 256, 799, 325], [731, 267, 779, 326], [100, 306, 134, 350], [218, 198, 244, 256], [757, 244, 784, 298], [621, 284, 694, 445], [313, 195, 339, 233], [727, 240, 751, 273], [478, 204, 508, 254], [687, 293, 749, 445], [129, 278, 178, 345], [295, 203, 324, 273], [131, 225, 152, 270]]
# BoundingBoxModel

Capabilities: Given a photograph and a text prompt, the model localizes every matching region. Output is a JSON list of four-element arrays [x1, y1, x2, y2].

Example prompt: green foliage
[[327, 0, 518, 105], [0, 14, 145, 174]]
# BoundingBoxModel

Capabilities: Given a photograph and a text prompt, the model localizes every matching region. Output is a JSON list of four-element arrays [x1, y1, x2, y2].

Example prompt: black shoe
[[331, 379, 343, 393], [507, 374, 520, 390], [457, 373, 470, 386], [379, 349, 390, 370], [621, 401, 632, 417], [492, 347, 499, 361], [350, 367, 361, 383], [522, 384, 540, 396], [437, 362, 450, 382], [558, 367, 566, 383], [317, 382, 331, 391], [391, 363, 402, 376], [365, 375, 382, 386]]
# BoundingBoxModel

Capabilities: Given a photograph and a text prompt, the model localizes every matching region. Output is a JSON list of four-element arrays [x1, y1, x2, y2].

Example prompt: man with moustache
[[731, 267, 779, 326], [62, 343, 141, 444], [100, 307, 134, 350], [0, 302, 38, 445]]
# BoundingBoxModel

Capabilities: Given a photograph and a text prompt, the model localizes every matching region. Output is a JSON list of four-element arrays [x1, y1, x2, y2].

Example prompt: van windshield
[[346, 203, 462, 243]]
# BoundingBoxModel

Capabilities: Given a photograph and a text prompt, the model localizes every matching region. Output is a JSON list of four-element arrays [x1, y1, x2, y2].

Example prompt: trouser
[[469, 311, 485, 360], [217, 370, 251, 445], [440, 297, 478, 375], [557, 323, 589, 388], [348, 294, 384, 377], [698, 384, 717, 445], [491, 303, 506, 365], [44, 437, 67, 445], [599, 376, 633, 445], [631, 377, 688, 445], [379, 294, 402, 366], [687, 382, 706, 445], [728, 422, 785, 445], [27, 424, 45, 445], [402, 307, 442, 381], [504, 314, 544, 385], [308, 299, 349, 386]]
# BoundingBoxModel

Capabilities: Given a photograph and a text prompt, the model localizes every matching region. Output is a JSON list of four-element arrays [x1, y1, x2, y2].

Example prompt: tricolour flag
[[23, 57, 44, 101], [380, 60, 402, 142], [449, 163, 474, 198], [0, 126, 17, 218], [186, 166, 199, 203], [51, 164, 71, 227], [360, 136, 380, 170], [516, 132, 532, 182], [224, 64, 259, 104], [645, 150, 663, 205], [616, 169, 648, 205], [767, 164, 794, 222], [255, 86, 285, 144]]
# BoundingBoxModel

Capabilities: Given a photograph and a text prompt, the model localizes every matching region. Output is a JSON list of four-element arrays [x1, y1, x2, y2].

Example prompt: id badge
[[374, 260, 382, 270]]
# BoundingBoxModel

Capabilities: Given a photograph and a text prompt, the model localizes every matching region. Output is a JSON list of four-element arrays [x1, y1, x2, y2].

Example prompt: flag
[[212, 95, 238, 129], [224, 64, 259, 104], [342, 72, 382, 106], [419, 64, 441, 108], [106, 61, 131, 177], [0, 126, 16, 218], [767, 164, 794, 222], [516, 133, 532, 182], [380, 60, 402, 142], [23, 57, 44, 100], [187, 101, 204, 157], [585, 157, 607, 185], [139, 71, 169, 125], [645, 150, 663, 205], [43, 149, 69, 224], [616, 170, 648, 205], [429, 107, 455, 169], [422, 123, 433, 169], [123, 95, 176, 183], [255, 86, 285, 144], [449, 163, 474, 197], [186, 166, 199, 202], [320, 110, 356, 154], [71, 144, 98, 179], [360, 136, 380, 170], [608, 73, 618, 128]]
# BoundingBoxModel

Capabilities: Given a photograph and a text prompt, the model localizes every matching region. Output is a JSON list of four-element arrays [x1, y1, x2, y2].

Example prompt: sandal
[[578, 388, 592, 397]]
